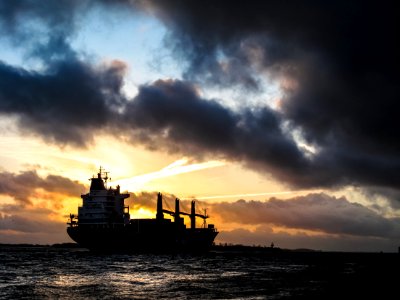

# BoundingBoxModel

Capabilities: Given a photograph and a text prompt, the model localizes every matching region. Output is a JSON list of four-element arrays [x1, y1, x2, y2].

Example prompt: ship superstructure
[[77, 168, 130, 226], [67, 168, 218, 252]]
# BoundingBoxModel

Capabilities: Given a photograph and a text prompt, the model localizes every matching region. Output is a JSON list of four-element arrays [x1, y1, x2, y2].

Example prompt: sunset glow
[[1, 0, 398, 252]]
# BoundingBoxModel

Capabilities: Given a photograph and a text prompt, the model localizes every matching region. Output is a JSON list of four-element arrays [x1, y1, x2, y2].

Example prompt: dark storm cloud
[[0, 0, 129, 146], [139, 0, 400, 191], [0, 59, 126, 146], [0, 0, 399, 194], [125, 79, 307, 179], [143, 0, 332, 88], [212, 193, 400, 239], [0, 170, 86, 204], [146, 0, 398, 89]]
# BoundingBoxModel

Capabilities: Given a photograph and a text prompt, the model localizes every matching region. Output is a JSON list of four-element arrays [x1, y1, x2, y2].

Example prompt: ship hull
[[67, 223, 218, 253]]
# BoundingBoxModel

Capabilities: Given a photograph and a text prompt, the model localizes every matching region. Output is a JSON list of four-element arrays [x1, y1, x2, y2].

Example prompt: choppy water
[[0, 246, 398, 299]]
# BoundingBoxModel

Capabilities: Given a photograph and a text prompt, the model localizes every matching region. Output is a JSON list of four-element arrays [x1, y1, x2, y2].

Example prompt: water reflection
[[1, 246, 397, 299]]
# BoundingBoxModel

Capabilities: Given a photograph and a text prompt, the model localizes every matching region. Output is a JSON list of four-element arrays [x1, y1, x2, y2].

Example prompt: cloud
[[140, 1, 400, 191], [0, 0, 132, 45], [0, 170, 86, 204], [0, 202, 69, 244], [0, 1, 130, 146], [127, 191, 206, 216], [359, 186, 400, 210], [0, 168, 84, 243], [0, 212, 68, 244], [0, 214, 64, 234], [126, 190, 400, 242], [0, 0, 80, 37], [128, 191, 157, 209], [0, 1, 399, 197], [128, 191, 178, 211], [119, 190, 400, 251], [211, 193, 400, 239], [0, 59, 127, 146], [125, 80, 306, 174]]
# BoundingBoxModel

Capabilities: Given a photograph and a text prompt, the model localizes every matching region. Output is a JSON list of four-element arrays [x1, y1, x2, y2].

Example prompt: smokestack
[[191, 200, 196, 229], [175, 198, 180, 223], [156, 192, 163, 220]]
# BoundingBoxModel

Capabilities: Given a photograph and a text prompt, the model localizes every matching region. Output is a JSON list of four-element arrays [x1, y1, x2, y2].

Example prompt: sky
[[0, 0, 399, 252]]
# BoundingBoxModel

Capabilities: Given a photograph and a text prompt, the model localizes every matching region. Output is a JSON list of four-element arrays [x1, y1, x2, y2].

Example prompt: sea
[[0, 245, 398, 299]]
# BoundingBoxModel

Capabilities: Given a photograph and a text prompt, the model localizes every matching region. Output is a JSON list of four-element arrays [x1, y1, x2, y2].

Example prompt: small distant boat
[[67, 167, 218, 252]]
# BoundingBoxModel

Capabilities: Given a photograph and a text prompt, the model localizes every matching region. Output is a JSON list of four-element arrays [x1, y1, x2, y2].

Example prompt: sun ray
[[111, 159, 225, 191]]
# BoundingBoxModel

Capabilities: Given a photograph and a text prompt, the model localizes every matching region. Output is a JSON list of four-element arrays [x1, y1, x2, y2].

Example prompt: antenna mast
[[99, 166, 110, 188]]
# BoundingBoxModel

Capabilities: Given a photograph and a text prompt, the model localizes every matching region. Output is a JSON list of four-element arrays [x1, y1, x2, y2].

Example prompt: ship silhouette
[[67, 167, 218, 252]]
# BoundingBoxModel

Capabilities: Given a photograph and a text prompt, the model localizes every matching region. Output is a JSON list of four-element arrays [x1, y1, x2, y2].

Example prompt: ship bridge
[[70, 167, 130, 226]]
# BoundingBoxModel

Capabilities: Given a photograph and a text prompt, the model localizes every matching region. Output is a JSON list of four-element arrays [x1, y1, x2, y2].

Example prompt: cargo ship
[[67, 168, 218, 252]]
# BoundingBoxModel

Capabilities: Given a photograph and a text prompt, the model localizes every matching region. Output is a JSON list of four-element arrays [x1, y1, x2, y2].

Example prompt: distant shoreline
[[0, 243, 81, 248], [0, 243, 398, 254]]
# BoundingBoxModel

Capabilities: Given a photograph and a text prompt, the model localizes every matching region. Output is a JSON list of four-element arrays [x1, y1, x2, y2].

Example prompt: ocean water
[[0, 246, 398, 299]]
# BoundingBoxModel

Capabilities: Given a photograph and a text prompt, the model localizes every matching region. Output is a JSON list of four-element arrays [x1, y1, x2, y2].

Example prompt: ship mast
[[202, 208, 208, 228], [160, 197, 209, 229], [98, 166, 110, 188]]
